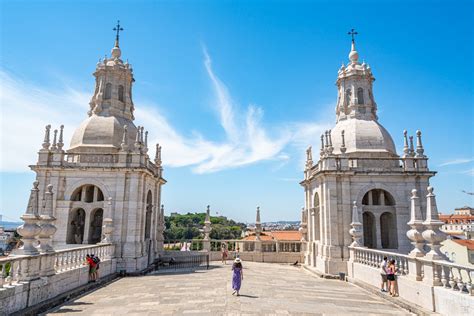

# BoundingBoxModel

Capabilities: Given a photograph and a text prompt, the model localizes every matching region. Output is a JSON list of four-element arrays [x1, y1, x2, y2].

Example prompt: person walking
[[221, 242, 228, 264], [380, 256, 388, 292], [231, 258, 243, 296], [387, 259, 398, 297]]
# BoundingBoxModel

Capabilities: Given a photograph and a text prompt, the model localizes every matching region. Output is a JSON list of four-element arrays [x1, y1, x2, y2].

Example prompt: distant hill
[[164, 212, 246, 240]]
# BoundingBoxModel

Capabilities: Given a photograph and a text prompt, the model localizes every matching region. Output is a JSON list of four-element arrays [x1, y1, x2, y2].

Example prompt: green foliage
[[164, 212, 246, 240]]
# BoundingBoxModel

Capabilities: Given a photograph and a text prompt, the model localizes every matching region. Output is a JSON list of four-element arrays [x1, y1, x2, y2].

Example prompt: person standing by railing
[[231, 258, 243, 296], [85, 254, 97, 283], [387, 259, 398, 297], [380, 256, 388, 292]]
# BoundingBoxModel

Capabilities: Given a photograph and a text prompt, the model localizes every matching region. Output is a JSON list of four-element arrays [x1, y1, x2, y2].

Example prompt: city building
[[440, 206, 474, 235], [300, 37, 436, 275]]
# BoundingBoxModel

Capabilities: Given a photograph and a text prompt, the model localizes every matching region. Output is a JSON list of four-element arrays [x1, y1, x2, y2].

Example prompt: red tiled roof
[[453, 239, 474, 251], [242, 230, 301, 241]]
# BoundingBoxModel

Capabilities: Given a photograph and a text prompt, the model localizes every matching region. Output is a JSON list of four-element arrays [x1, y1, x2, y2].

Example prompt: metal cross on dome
[[348, 28, 358, 43], [113, 20, 124, 43]]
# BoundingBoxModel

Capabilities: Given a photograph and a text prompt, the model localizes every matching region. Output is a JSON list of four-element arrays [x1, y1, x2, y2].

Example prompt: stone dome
[[330, 119, 397, 156], [69, 115, 137, 153]]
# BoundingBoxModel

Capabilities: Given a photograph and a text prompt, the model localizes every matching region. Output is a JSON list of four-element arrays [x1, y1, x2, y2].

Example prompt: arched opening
[[67, 208, 86, 244], [118, 85, 124, 102], [380, 212, 398, 249], [89, 208, 104, 244], [144, 190, 153, 239], [71, 185, 104, 203], [362, 189, 395, 206], [104, 83, 112, 100], [313, 192, 321, 241], [363, 211, 376, 248], [362, 188, 398, 250], [357, 87, 364, 105]]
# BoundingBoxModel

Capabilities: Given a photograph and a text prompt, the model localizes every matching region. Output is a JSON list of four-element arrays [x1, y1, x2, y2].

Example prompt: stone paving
[[45, 262, 412, 315]]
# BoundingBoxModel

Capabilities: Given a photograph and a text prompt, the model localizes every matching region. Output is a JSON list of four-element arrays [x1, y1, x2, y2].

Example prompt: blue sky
[[0, 0, 473, 223]]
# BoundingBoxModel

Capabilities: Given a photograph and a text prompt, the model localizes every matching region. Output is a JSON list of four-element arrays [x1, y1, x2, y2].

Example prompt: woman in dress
[[232, 258, 243, 296], [387, 259, 398, 297]]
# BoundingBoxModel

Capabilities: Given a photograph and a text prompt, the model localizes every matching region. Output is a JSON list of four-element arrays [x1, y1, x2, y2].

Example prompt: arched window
[[362, 189, 395, 206], [104, 83, 112, 100], [118, 85, 124, 102], [380, 212, 398, 249], [357, 88, 364, 104]]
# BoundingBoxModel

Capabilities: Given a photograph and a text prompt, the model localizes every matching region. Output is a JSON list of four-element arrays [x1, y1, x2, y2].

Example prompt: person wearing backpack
[[85, 254, 97, 282], [92, 254, 101, 280]]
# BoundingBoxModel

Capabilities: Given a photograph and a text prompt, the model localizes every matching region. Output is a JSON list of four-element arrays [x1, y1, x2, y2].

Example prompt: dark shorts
[[381, 274, 387, 282], [387, 274, 395, 281]]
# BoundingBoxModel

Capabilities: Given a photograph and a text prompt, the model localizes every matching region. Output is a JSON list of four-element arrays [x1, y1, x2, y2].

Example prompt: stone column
[[422, 187, 447, 260], [203, 205, 212, 251], [38, 184, 57, 254], [254, 207, 262, 252], [16, 181, 42, 256], [156, 204, 165, 252], [406, 189, 425, 257]]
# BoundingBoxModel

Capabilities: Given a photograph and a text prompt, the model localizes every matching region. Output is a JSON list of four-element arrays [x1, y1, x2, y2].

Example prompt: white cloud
[[439, 159, 474, 167], [0, 49, 331, 174]]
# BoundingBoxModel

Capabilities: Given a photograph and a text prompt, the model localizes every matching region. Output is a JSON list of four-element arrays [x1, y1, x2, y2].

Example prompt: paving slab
[[45, 261, 413, 315]]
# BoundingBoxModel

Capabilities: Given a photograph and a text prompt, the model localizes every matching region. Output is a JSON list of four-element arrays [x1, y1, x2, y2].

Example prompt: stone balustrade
[[348, 246, 474, 315], [164, 239, 303, 263], [0, 243, 114, 289], [0, 243, 116, 314]]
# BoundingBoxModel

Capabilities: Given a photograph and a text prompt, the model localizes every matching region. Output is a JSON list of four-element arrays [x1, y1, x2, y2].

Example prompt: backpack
[[92, 255, 101, 264]]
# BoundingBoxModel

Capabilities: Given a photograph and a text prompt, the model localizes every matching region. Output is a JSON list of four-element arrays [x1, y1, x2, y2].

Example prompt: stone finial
[[406, 189, 425, 257], [324, 131, 329, 149], [306, 146, 313, 169], [38, 184, 57, 253], [134, 126, 141, 152], [57, 125, 64, 151], [409, 135, 415, 157], [255, 206, 262, 241], [320, 134, 325, 156], [101, 197, 114, 243], [140, 126, 145, 143], [143, 131, 148, 154], [422, 187, 447, 260], [340, 130, 347, 154], [349, 201, 363, 247], [155, 143, 162, 166], [17, 181, 42, 255], [50, 129, 58, 151], [402, 130, 409, 157], [203, 205, 212, 241], [121, 125, 128, 151], [327, 130, 334, 155], [415, 130, 425, 157], [41, 125, 51, 151]]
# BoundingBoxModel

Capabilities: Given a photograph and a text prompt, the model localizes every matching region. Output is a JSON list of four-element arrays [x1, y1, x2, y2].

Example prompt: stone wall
[[0, 258, 116, 315], [208, 251, 303, 264]]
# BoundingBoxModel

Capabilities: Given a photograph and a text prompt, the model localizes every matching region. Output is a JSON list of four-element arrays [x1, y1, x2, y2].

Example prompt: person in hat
[[231, 257, 243, 296]]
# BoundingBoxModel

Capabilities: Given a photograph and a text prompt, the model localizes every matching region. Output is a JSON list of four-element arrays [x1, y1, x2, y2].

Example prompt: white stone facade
[[29, 37, 166, 272], [301, 40, 436, 275]]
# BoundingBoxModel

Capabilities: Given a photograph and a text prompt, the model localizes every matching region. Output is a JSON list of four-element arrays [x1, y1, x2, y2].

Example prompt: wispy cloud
[[439, 159, 474, 167], [0, 48, 331, 174]]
